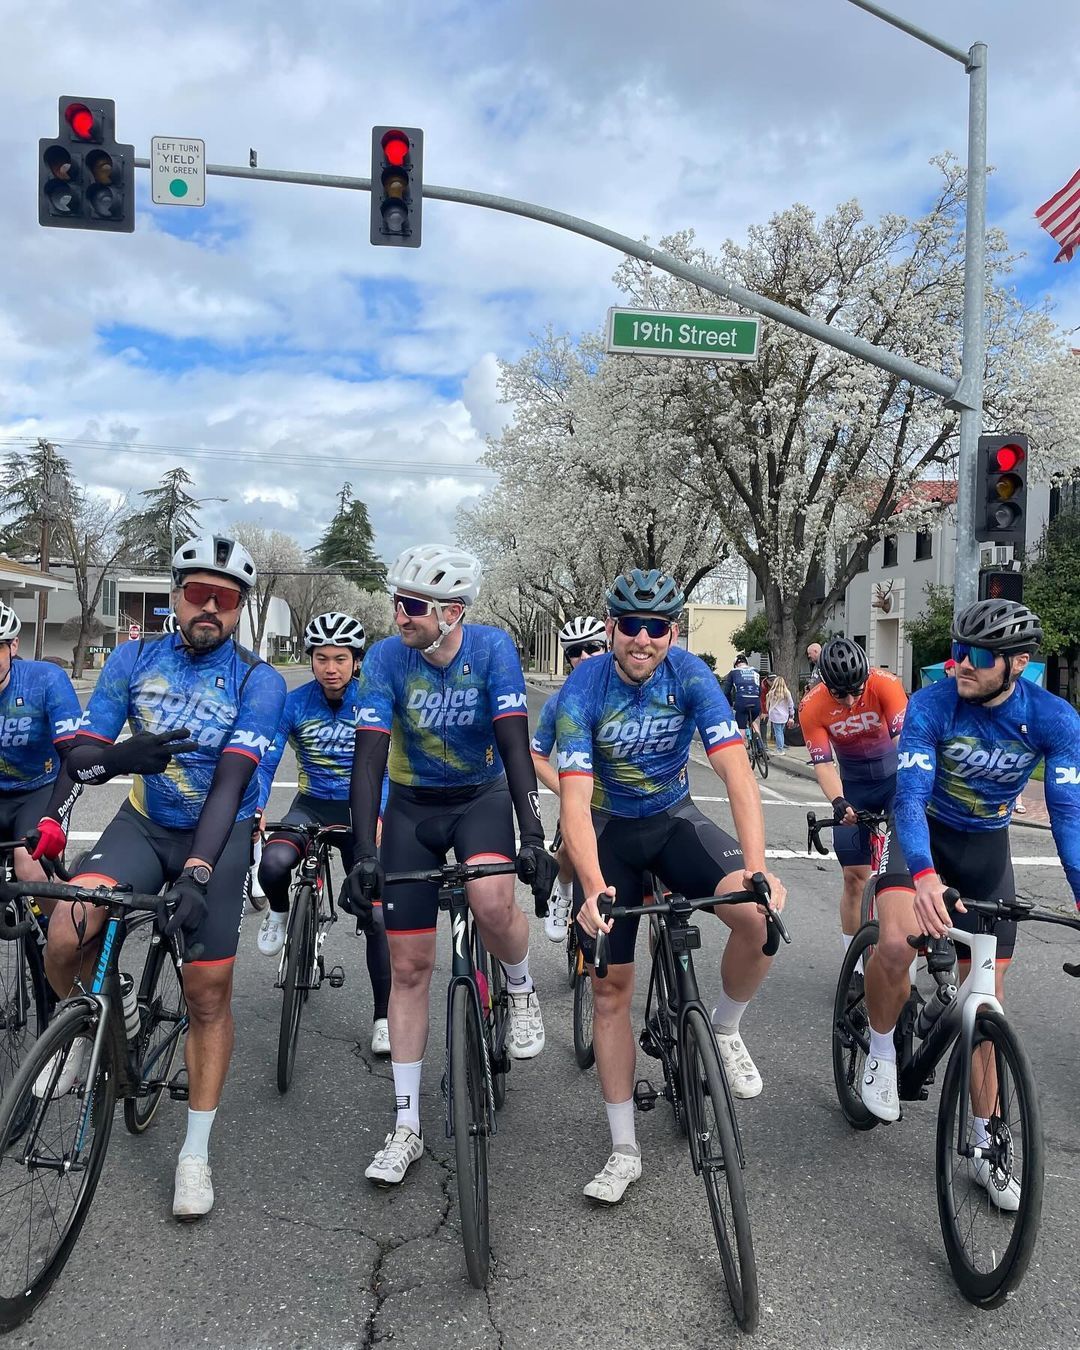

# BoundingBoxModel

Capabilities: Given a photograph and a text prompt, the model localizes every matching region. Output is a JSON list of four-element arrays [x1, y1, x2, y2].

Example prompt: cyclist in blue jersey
[[722, 654, 762, 732], [345, 543, 557, 1187], [558, 567, 787, 1204], [0, 602, 81, 892], [531, 614, 608, 941], [862, 600, 1080, 1196], [255, 611, 392, 1055], [34, 535, 286, 1220]]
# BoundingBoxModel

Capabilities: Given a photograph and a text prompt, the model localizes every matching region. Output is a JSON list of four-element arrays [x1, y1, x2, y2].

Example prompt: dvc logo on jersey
[[898, 751, 934, 772], [495, 692, 528, 714], [557, 749, 592, 773], [1055, 766, 1080, 786]]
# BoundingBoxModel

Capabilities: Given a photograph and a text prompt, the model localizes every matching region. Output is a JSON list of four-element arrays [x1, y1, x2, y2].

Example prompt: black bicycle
[[0, 841, 54, 1108], [0, 875, 188, 1331], [594, 874, 790, 1333], [744, 724, 769, 780], [807, 809, 890, 927], [381, 859, 518, 1289], [832, 891, 1080, 1307], [263, 821, 347, 1093]]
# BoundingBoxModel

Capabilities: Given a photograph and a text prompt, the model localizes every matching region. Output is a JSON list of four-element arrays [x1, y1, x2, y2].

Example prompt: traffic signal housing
[[975, 434, 1028, 547], [978, 570, 1024, 602], [370, 126, 422, 248], [39, 96, 134, 233]]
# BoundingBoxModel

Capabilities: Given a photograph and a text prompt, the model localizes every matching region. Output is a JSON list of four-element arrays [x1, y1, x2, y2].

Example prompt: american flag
[[1035, 168, 1080, 262]]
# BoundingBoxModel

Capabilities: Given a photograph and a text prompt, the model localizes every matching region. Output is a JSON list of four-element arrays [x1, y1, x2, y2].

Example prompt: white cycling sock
[[842, 933, 853, 954], [604, 1098, 637, 1154], [501, 952, 534, 995], [973, 1115, 990, 1148], [180, 1107, 217, 1162], [711, 990, 750, 1035], [869, 1027, 896, 1063], [392, 1060, 423, 1134], [557, 879, 573, 901]]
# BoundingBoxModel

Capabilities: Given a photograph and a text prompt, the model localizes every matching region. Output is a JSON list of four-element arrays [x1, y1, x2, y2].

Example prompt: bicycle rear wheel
[[754, 736, 769, 780], [565, 919, 578, 990], [450, 982, 490, 1288], [573, 965, 594, 1070], [124, 937, 187, 1134], [277, 885, 313, 1094], [0, 1005, 116, 1332], [681, 1007, 759, 1331], [0, 922, 49, 1110], [831, 922, 879, 1131], [936, 1008, 1043, 1308]]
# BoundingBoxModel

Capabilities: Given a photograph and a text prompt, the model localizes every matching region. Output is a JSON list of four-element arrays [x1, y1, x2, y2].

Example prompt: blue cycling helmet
[[605, 568, 685, 619]]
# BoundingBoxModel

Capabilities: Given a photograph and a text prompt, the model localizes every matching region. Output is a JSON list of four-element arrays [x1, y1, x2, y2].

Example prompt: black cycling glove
[[343, 856, 384, 931], [516, 842, 559, 917], [832, 796, 854, 823], [159, 870, 208, 939]]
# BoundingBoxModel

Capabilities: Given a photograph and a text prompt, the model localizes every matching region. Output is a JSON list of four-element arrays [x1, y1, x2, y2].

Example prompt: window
[[882, 535, 898, 568], [914, 529, 933, 561], [853, 635, 867, 652], [101, 577, 116, 618]]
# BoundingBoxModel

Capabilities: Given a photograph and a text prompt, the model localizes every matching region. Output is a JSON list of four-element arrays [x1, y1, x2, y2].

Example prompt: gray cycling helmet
[[605, 568, 685, 619], [172, 534, 257, 591], [818, 637, 869, 693], [952, 599, 1042, 654], [304, 611, 366, 653], [0, 602, 22, 641]]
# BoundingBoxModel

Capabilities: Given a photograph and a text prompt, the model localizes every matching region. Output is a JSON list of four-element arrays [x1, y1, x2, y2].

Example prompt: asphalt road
[[6, 674, 1079, 1350]]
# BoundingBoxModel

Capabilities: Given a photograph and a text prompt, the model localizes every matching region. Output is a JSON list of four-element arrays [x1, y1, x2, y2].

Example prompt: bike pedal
[[633, 1078, 659, 1112], [327, 965, 345, 988], [167, 1070, 189, 1102]]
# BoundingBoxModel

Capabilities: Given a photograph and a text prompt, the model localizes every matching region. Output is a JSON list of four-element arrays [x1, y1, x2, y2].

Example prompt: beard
[[184, 616, 225, 652]]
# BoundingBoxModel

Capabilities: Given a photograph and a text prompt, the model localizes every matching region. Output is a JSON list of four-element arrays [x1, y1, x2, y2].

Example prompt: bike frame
[[274, 826, 340, 989], [441, 877, 497, 1142]]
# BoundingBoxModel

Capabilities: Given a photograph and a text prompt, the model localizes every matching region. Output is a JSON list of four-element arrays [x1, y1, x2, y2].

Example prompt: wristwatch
[[184, 864, 212, 887]]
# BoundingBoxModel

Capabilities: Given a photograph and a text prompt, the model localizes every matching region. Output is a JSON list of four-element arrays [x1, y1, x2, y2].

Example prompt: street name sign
[[151, 136, 205, 206], [606, 308, 759, 361]]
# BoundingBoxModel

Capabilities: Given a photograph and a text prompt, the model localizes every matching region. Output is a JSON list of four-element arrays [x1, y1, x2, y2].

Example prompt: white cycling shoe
[[365, 1127, 423, 1187], [370, 1018, 390, 1056], [33, 1036, 91, 1099], [257, 911, 287, 956], [173, 1156, 214, 1220], [714, 1031, 763, 1099], [583, 1149, 642, 1204], [507, 990, 545, 1059], [544, 889, 571, 943], [860, 1056, 901, 1122], [969, 1155, 1022, 1212]]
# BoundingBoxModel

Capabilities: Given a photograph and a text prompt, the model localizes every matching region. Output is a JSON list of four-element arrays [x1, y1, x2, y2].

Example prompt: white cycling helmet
[[304, 611, 366, 653], [172, 534, 257, 591], [0, 603, 21, 641], [162, 613, 180, 634], [558, 615, 606, 649], [385, 544, 482, 607]]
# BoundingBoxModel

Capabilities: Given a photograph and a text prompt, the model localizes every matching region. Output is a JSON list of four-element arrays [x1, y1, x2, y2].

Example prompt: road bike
[[594, 873, 790, 1333], [0, 875, 188, 1331], [807, 807, 891, 927], [832, 891, 1080, 1307], [263, 820, 347, 1093], [381, 859, 518, 1289], [0, 841, 55, 1109], [743, 723, 769, 780]]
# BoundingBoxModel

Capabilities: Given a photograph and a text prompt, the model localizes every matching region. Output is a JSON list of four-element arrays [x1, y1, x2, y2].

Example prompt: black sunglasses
[[564, 641, 606, 660], [615, 616, 673, 639]]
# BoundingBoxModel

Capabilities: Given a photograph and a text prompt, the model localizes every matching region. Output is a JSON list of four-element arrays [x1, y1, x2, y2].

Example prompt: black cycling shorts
[[572, 796, 744, 967], [875, 814, 1017, 960], [0, 783, 57, 842], [379, 779, 516, 935], [269, 793, 357, 872], [833, 775, 896, 869], [732, 706, 757, 731], [74, 801, 253, 964]]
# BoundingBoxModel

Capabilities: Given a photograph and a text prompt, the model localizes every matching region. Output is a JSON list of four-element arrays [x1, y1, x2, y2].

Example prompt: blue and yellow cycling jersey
[[555, 647, 742, 817], [0, 659, 82, 792], [530, 692, 558, 758], [356, 625, 527, 788], [79, 634, 286, 829], [258, 677, 362, 807], [894, 677, 1080, 902]]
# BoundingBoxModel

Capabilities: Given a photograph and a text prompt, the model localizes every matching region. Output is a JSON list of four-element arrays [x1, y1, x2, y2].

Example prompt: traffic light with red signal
[[39, 97, 134, 232], [975, 434, 1028, 546], [370, 126, 423, 247]]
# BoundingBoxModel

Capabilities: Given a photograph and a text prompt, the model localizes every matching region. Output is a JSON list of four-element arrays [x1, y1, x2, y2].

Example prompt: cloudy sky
[[5, 0, 1080, 564]]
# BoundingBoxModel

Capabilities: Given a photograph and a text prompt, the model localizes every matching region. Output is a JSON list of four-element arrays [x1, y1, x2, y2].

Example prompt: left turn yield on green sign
[[151, 136, 205, 207]]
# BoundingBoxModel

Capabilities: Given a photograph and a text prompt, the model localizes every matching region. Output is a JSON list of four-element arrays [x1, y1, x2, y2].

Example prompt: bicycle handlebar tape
[[1064, 962, 1080, 978], [0, 903, 32, 941]]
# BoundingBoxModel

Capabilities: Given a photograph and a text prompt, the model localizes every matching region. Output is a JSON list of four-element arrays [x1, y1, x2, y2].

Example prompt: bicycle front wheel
[[450, 982, 490, 1288], [124, 937, 187, 1135], [0, 925, 49, 1108], [565, 920, 579, 990], [277, 885, 313, 1094], [936, 1008, 1044, 1308], [573, 966, 594, 1070], [682, 1007, 759, 1332], [0, 1005, 116, 1332], [831, 922, 879, 1131]]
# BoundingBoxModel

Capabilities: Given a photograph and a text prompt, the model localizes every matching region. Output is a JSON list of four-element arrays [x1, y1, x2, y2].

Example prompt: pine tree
[[0, 439, 78, 561], [310, 483, 385, 591], [121, 467, 204, 568]]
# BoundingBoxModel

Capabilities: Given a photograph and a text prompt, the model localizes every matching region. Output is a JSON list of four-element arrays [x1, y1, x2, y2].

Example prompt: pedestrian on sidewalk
[[765, 676, 796, 753]]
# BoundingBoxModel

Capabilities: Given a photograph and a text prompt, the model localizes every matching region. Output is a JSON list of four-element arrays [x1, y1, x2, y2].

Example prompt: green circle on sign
[[169, 179, 188, 198]]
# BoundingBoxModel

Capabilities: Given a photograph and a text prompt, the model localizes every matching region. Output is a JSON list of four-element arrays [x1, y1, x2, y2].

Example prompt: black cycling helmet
[[951, 599, 1042, 654], [818, 637, 869, 694], [605, 568, 685, 619]]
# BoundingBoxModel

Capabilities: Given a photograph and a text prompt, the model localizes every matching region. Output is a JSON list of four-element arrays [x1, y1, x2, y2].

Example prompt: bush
[[699, 652, 717, 672]]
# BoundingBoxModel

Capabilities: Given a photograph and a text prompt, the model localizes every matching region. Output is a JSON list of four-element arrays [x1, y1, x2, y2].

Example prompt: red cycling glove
[[29, 817, 67, 861]]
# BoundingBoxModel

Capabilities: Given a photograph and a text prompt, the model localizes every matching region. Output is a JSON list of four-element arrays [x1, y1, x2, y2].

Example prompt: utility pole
[[35, 440, 54, 661]]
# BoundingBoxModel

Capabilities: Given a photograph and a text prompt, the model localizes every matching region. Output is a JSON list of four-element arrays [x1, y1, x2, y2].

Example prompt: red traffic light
[[64, 102, 96, 140], [381, 130, 410, 167], [992, 442, 1025, 473]]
